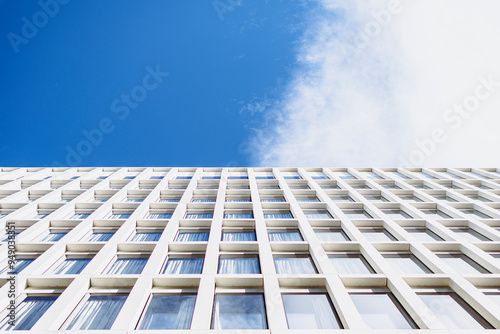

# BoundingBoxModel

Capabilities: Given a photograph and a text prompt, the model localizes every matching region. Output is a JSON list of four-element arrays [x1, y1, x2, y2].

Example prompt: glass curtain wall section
[[66, 295, 127, 330]]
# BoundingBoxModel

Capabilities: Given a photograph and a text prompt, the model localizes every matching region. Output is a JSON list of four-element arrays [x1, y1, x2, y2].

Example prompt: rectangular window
[[70, 213, 90, 219], [263, 211, 293, 219], [274, 256, 316, 274], [296, 196, 319, 202], [418, 292, 492, 329], [53, 258, 91, 275], [420, 209, 452, 219], [40, 232, 66, 242], [222, 231, 256, 242], [304, 210, 333, 219], [85, 233, 114, 242], [212, 294, 267, 329], [350, 292, 416, 329], [436, 253, 489, 274], [315, 228, 350, 242], [268, 231, 302, 242], [459, 209, 492, 219], [163, 258, 204, 274], [260, 196, 285, 202], [405, 227, 443, 242], [138, 295, 196, 330], [383, 253, 431, 274], [360, 227, 397, 242], [343, 209, 373, 219], [449, 227, 490, 242], [282, 294, 341, 329], [0, 296, 58, 330], [175, 232, 210, 242], [66, 295, 127, 330], [218, 257, 260, 274], [226, 196, 251, 202], [185, 212, 213, 219], [382, 209, 413, 219], [330, 194, 354, 202], [329, 253, 374, 274], [147, 212, 172, 219], [223, 211, 254, 219], [130, 232, 162, 242], [191, 197, 216, 202], [106, 258, 148, 274], [108, 213, 131, 219]]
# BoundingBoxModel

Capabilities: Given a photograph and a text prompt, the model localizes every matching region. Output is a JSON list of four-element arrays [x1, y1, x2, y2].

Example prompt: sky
[[1, 0, 500, 168]]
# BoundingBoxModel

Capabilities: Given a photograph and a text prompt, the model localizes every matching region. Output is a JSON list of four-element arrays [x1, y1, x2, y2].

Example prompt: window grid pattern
[[0, 167, 499, 332]]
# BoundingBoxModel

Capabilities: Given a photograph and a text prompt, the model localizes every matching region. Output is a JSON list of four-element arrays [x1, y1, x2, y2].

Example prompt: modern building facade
[[0, 166, 500, 332]]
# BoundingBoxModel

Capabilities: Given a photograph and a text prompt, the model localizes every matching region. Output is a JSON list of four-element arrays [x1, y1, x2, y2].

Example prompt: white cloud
[[249, 0, 500, 167]]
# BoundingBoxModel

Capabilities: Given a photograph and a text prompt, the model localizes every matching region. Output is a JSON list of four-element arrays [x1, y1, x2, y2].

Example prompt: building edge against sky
[[0, 167, 499, 332]]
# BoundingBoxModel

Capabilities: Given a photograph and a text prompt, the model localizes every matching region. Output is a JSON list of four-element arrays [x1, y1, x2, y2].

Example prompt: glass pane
[[419, 293, 490, 329], [106, 258, 148, 274], [212, 294, 267, 329], [175, 232, 209, 242], [54, 259, 91, 275], [437, 254, 489, 274], [40, 233, 66, 242], [361, 228, 396, 242], [315, 229, 349, 242], [222, 232, 256, 242], [268, 232, 302, 242], [274, 257, 316, 274], [218, 258, 260, 274], [0, 259, 33, 274], [0, 296, 57, 330], [163, 258, 204, 274], [405, 228, 442, 242], [67, 295, 127, 330], [131, 233, 162, 242], [86, 233, 114, 242], [383, 254, 431, 274], [329, 254, 373, 274], [139, 295, 196, 330], [283, 294, 341, 329], [350, 293, 415, 329]]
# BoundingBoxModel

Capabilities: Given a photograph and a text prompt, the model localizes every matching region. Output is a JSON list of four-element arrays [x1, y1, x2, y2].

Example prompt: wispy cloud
[[248, 0, 500, 167]]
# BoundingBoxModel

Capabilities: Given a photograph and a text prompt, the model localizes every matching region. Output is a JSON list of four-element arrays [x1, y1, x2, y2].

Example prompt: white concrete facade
[[0, 167, 499, 333]]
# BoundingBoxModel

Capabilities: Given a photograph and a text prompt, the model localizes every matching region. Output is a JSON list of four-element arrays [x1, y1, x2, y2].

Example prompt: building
[[0, 167, 500, 332]]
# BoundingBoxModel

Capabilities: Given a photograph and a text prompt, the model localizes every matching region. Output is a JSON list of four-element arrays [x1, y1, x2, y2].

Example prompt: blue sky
[[0, 0, 311, 167]]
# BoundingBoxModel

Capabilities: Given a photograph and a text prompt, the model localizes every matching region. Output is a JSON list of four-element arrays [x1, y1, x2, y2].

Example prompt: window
[[458, 209, 492, 219], [397, 194, 423, 202], [383, 253, 432, 274], [226, 196, 251, 202], [431, 194, 457, 202], [382, 209, 413, 219], [268, 230, 302, 242], [343, 209, 373, 219], [260, 196, 285, 202], [66, 295, 127, 330], [263, 210, 293, 219], [222, 231, 256, 242], [176, 176, 192, 180], [108, 213, 131, 219], [350, 292, 416, 329], [149, 176, 164, 179], [274, 256, 316, 274], [282, 294, 341, 329], [436, 253, 489, 274], [405, 227, 443, 242], [40, 232, 66, 242], [223, 211, 254, 219], [163, 258, 204, 274], [330, 194, 354, 202], [360, 227, 397, 242], [315, 228, 350, 242], [0, 296, 58, 330], [106, 258, 148, 274], [53, 258, 91, 274], [138, 295, 196, 330], [84, 232, 114, 242], [0, 259, 33, 274], [331, 171, 354, 179], [130, 232, 162, 242], [191, 197, 216, 202], [296, 196, 319, 202], [329, 253, 374, 274], [175, 232, 210, 242], [420, 209, 452, 219], [449, 227, 490, 242], [147, 212, 172, 219], [304, 210, 333, 219], [364, 194, 390, 202], [218, 257, 260, 274], [70, 213, 90, 219], [185, 212, 213, 219], [212, 294, 267, 329], [418, 292, 492, 329]]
